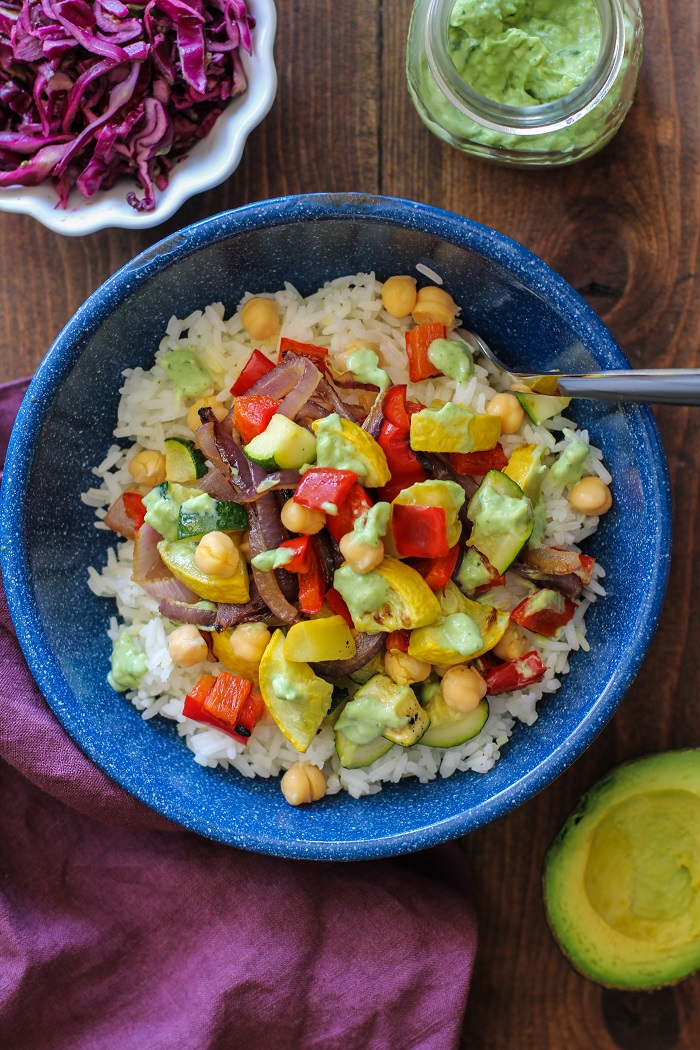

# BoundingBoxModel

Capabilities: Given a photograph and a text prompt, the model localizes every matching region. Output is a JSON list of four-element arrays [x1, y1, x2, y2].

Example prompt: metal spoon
[[467, 333, 700, 406]]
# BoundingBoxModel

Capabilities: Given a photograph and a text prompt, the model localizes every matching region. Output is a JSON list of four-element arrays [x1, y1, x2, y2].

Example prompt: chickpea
[[229, 622, 271, 665], [280, 762, 327, 806], [486, 392, 524, 435], [384, 649, 431, 686], [187, 396, 228, 432], [509, 381, 532, 393], [240, 297, 280, 341], [568, 476, 613, 516], [411, 285, 458, 329], [381, 275, 418, 318], [440, 665, 487, 713], [280, 497, 326, 535], [128, 449, 166, 486], [339, 532, 385, 574], [194, 531, 240, 577], [433, 664, 452, 678], [168, 624, 208, 668], [493, 622, 528, 662]]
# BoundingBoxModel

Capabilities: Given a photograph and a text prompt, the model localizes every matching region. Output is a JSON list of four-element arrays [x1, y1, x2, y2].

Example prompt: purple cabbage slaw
[[0, 0, 253, 211]]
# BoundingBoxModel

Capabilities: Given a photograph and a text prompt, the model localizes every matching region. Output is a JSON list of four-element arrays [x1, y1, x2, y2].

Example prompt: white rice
[[84, 272, 607, 798]]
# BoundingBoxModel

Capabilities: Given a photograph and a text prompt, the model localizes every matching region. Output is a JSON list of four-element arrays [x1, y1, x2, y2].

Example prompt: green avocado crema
[[108, 632, 148, 692], [419, 0, 633, 155], [335, 692, 409, 745], [314, 414, 370, 481], [449, 0, 601, 106], [271, 674, 306, 704], [473, 483, 532, 537], [352, 502, 391, 548], [333, 564, 389, 621], [347, 349, 391, 392], [549, 428, 590, 488], [160, 346, 211, 399], [457, 547, 493, 595], [431, 613, 483, 657], [251, 547, 294, 571], [427, 338, 475, 383], [143, 483, 204, 541]]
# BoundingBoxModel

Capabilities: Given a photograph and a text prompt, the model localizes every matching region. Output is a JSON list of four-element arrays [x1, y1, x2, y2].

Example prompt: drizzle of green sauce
[[347, 349, 390, 391], [251, 548, 294, 571], [160, 347, 211, 399], [427, 338, 475, 382], [108, 632, 148, 692]]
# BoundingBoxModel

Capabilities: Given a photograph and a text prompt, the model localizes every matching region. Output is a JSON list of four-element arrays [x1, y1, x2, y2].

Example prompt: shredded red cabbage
[[0, 0, 253, 210]]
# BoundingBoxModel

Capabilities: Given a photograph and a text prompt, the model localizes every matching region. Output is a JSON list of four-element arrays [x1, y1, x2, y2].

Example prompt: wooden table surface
[[1, 1, 698, 1046]]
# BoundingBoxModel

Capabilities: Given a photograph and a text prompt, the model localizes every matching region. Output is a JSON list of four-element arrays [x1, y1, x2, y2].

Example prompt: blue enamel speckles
[[0, 194, 672, 860]]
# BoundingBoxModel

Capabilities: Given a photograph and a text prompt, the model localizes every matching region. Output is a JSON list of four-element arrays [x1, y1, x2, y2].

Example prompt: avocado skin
[[543, 750, 700, 990]]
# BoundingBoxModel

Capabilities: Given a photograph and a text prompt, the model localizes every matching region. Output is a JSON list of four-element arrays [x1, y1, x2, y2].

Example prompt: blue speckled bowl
[[0, 193, 671, 860]]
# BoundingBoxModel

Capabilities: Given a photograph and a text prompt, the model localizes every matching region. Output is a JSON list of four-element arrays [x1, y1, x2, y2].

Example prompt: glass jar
[[406, 0, 643, 167]]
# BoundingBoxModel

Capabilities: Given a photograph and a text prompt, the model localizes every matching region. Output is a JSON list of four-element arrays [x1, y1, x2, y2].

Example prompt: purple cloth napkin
[[0, 377, 478, 1050]]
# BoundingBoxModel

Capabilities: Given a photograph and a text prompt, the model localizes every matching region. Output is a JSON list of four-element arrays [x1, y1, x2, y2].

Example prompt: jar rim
[[425, 0, 627, 137]]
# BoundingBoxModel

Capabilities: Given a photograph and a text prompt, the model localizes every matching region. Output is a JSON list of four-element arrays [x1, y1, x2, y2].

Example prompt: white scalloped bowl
[[0, 0, 277, 236]]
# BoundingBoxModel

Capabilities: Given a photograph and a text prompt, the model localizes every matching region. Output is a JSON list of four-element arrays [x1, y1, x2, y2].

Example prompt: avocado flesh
[[544, 750, 700, 989]]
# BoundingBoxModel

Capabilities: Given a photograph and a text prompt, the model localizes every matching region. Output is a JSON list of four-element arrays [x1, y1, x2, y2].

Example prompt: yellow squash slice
[[284, 616, 357, 663], [258, 630, 333, 752], [410, 402, 501, 454], [157, 534, 249, 604]]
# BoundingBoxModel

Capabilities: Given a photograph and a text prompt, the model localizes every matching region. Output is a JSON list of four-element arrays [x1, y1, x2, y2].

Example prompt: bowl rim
[[0, 193, 673, 858], [0, 0, 277, 236]]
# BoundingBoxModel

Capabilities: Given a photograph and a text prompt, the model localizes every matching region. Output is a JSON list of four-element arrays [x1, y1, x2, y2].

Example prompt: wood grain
[[2, 0, 699, 1045]]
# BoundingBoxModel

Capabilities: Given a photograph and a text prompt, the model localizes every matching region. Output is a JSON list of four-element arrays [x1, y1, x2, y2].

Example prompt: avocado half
[[543, 750, 700, 989]]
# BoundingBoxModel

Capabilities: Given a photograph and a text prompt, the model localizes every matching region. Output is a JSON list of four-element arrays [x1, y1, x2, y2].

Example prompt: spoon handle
[[556, 370, 700, 406]]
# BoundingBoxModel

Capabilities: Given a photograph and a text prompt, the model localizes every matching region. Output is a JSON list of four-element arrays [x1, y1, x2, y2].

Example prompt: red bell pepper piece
[[293, 468, 359, 513], [382, 384, 425, 430], [230, 690, 265, 744], [230, 349, 275, 395], [325, 587, 354, 628], [376, 421, 427, 503], [182, 674, 217, 723], [510, 589, 577, 638], [405, 323, 446, 382], [297, 537, 325, 615], [451, 447, 508, 476], [392, 503, 449, 559], [481, 651, 546, 695], [233, 395, 280, 444], [278, 536, 312, 574], [410, 544, 459, 592], [123, 491, 147, 533], [202, 672, 253, 730], [385, 630, 410, 653], [279, 337, 328, 372], [325, 484, 373, 542]]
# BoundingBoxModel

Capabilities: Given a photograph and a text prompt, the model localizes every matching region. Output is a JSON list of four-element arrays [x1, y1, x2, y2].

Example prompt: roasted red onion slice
[[103, 492, 136, 540], [140, 575, 200, 603], [312, 632, 385, 677], [247, 499, 299, 624], [247, 353, 322, 417], [511, 564, 584, 599], [131, 523, 164, 581], [362, 388, 386, 438], [254, 469, 301, 494], [197, 466, 241, 502], [215, 594, 267, 630], [315, 377, 356, 421], [159, 600, 217, 627]]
